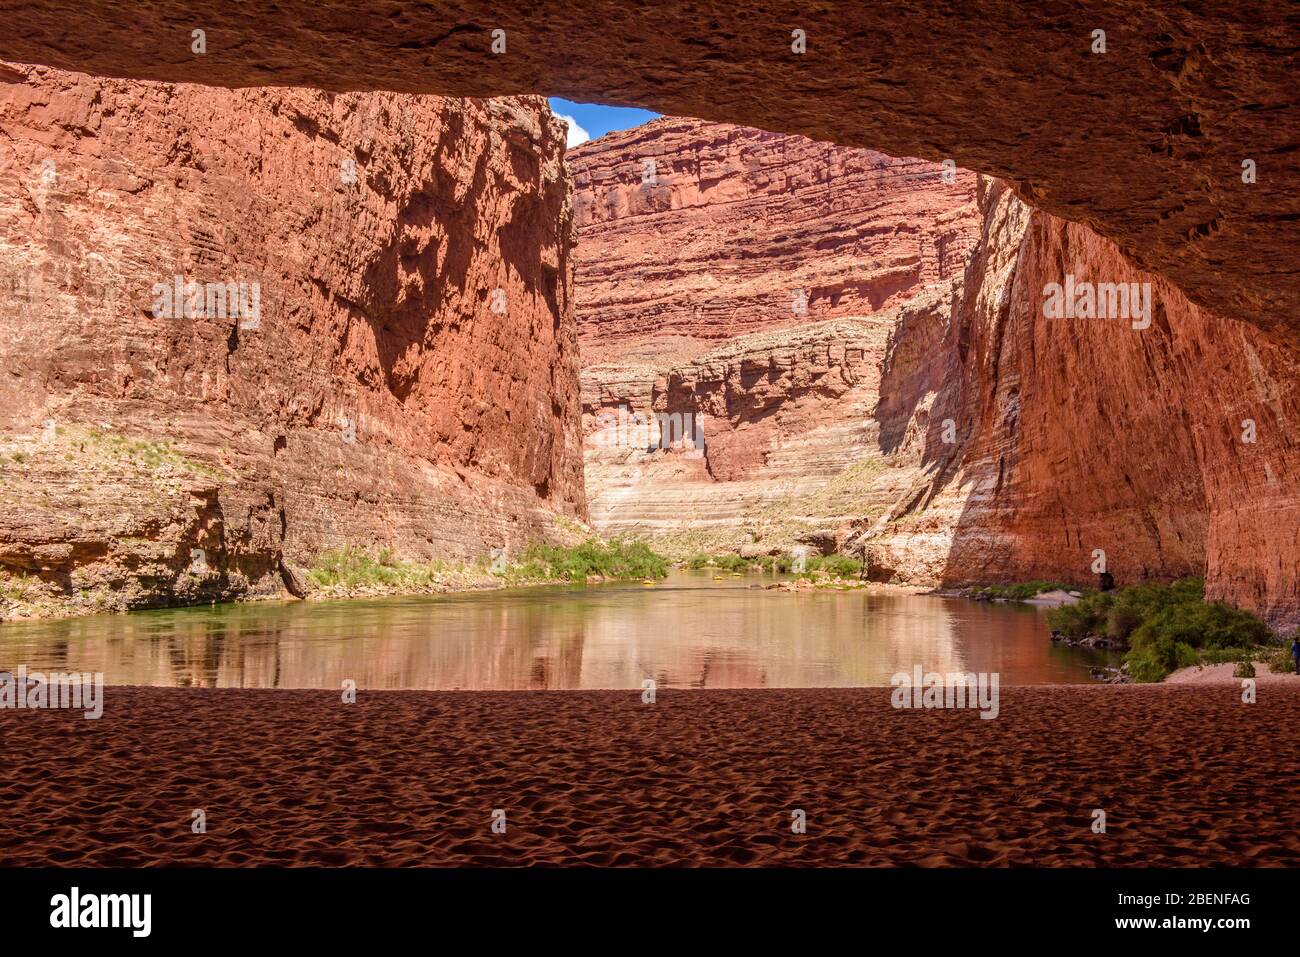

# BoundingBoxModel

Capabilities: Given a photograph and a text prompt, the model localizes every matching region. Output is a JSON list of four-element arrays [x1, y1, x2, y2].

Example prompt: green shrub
[[1233, 658, 1256, 679], [712, 553, 750, 573], [682, 552, 862, 577], [1104, 578, 1204, 642], [1129, 599, 1271, 651], [1046, 591, 1113, 640], [1048, 577, 1270, 653], [683, 552, 748, 572], [1050, 577, 1275, 684], [1196, 646, 1264, 666], [1265, 647, 1298, 675], [307, 546, 410, 588], [1125, 635, 1198, 683], [510, 539, 668, 582], [808, 555, 862, 578]]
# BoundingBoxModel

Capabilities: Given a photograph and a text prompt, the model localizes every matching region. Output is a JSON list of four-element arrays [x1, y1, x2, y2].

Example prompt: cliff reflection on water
[[0, 572, 1116, 689]]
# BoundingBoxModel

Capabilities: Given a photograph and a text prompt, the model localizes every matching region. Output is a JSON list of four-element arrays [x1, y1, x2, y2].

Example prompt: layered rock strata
[[0, 63, 583, 613], [866, 178, 1300, 632], [574, 118, 1299, 631], [572, 117, 981, 553]]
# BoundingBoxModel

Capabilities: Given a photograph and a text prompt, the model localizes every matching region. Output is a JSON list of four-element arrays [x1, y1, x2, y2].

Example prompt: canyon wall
[[867, 178, 1300, 632], [575, 120, 1299, 631], [0, 63, 583, 613], [573, 116, 981, 552]]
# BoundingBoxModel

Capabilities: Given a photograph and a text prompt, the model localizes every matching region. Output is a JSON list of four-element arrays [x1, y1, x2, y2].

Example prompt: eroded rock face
[[572, 117, 979, 363], [3, 1, 1297, 339], [864, 180, 1300, 632], [574, 117, 1299, 630], [0, 63, 583, 612], [572, 117, 981, 552]]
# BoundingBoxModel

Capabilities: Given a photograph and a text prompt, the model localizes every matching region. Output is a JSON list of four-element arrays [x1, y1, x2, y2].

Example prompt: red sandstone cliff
[[572, 117, 978, 363], [573, 118, 1299, 631], [866, 178, 1300, 632], [0, 63, 584, 614], [572, 116, 981, 550]]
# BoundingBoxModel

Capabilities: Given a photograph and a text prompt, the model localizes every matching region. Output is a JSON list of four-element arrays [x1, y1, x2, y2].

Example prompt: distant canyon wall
[[571, 116, 982, 553], [573, 119, 1299, 631], [0, 63, 584, 612]]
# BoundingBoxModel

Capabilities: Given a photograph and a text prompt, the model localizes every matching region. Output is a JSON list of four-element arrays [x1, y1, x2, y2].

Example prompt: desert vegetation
[[505, 539, 668, 583], [306, 539, 669, 597], [1045, 579, 1279, 682], [683, 552, 863, 577]]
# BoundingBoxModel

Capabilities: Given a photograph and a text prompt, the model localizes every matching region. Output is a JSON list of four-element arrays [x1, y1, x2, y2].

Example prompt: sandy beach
[[1167, 661, 1300, 685], [1, 684, 1297, 867]]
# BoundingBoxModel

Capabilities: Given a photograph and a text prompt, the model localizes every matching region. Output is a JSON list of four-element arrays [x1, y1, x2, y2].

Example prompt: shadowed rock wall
[[0, 63, 583, 612]]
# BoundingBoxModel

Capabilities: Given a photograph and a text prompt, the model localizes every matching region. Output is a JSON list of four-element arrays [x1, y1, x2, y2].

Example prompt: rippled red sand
[[1, 686, 1297, 866]]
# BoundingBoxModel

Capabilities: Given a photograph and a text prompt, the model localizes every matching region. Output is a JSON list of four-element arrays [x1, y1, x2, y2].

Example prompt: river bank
[[1166, 661, 1300, 684], [0, 547, 934, 624], [0, 539, 669, 624]]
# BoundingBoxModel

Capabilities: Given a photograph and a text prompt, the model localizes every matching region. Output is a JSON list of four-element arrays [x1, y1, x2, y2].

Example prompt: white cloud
[[555, 113, 590, 149]]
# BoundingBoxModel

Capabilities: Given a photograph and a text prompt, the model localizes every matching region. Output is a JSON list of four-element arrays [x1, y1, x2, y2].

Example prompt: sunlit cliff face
[[568, 118, 1298, 631]]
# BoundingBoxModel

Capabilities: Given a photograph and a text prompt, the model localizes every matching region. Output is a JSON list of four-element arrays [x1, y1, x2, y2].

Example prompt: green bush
[[1129, 599, 1271, 651], [307, 546, 425, 589], [1047, 577, 1268, 651], [683, 552, 862, 577], [1197, 646, 1264, 666], [808, 555, 862, 577], [510, 539, 668, 582], [1125, 635, 1198, 683], [683, 552, 748, 571], [1265, 646, 1298, 675], [712, 553, 751, 573], [1103, 578, 1204, 642], [1046, 591, 1113, 640], [1047, 577, 1275, 682]]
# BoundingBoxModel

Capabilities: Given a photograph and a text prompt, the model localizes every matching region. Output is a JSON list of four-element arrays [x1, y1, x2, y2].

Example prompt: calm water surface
[[0, 571, 1116, 689]]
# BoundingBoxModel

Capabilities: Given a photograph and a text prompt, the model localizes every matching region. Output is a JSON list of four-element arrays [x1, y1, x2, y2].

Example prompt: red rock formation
[[4, 1, 1297, 338], [865, 180, 1300, 632], [571, 117, 978, 363], [0, 63, 583, 612], [575, 118, 1299, 631], [573, 117, 981, 548]]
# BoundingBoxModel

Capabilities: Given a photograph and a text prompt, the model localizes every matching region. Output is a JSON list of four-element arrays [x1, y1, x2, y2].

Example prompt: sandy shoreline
[[2, 684, 1297, 867], [1167, 661, 1300, 685]]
